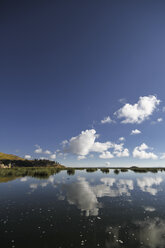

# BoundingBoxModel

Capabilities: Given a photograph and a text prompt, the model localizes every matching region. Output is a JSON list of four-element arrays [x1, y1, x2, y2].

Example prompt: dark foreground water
[[1, 169, 165, 248]]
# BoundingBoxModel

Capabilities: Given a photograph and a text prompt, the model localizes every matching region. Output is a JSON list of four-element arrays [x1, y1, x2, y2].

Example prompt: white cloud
[[65, 129, 129, 160], [61, 140, 68, 147], [114, 148, 129, 157], [99, 151, 114, 159], [133, 143, 158, 160], [157, 118, 163, 122], [39, 157, 47, 160], [113, 143, 129, 157], [105, 162, 111, 167], [77, 155, 86, 160], [119, 137, 125, 141], [44, 150, 51, 155], [115, 95, 160, 124], [66, 129, 97, 156], [65, 129, 113, 157], [24, 155, 32, 159], [101, 116, 114, 124], [119, 98, 127, 104], [34, 145, 43, 154], [91, 141, 113, 153], [160, 153, 165, 159], [131, 129, 141, 135], [50, 154, 56, 160]]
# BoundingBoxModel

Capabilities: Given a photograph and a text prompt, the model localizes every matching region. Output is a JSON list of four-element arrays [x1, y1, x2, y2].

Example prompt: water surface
[[1, 169, 165, 248]]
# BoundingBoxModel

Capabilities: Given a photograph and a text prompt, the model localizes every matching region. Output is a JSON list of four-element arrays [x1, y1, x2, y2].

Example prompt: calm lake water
[[1, 169, 165, 248]]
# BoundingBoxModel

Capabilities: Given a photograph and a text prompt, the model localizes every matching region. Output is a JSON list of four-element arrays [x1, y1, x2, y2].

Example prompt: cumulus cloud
[[50, 154, 56, 160], [44, 150, 51, 155], [133, 143, 158, 160], [119, 98, 127, 104], [113, 143, 129, 157], [61, 140, 68, 147], [39, 157, 47, 160], [91, 141, 113, 153], [101, 116, 114, 124], [157, 118, 163, 122], [160, 153, 165, 159], [24, 155, 32, 159], [65, 129, 112, 159], [65, 129, 129, 160], [119, 137, 125, 141], [66, 129, 97, 156], [99, 151, 114, 159], [34, 145, 43, 154], [131, 129, 141, 135], [114, 148, 129, 157], [78, 155, 86, 160], [114, 95, 160, 124]]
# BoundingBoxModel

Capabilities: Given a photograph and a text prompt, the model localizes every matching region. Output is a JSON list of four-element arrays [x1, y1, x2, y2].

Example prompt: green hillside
[[0, 152, 24, 160]]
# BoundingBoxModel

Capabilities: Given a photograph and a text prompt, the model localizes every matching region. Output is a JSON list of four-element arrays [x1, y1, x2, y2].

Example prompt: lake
[[1, 169, 165, 248]]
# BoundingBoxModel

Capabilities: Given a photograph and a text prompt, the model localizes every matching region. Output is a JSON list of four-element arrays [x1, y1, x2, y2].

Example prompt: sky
[[1, 0, 165, 167]]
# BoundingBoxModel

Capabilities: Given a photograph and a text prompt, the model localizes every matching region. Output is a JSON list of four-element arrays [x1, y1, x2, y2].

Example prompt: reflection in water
[[27, 175, 163, 216], [137, 218, 165, 248], [1, 171, 165, 248], [20, 176, 28, 182], [63, 177, 99, 216], [137, 176, 162, 195], [144, 206, 156, 212], [95, 178, 134, 197], [105, 218, 165, 248], [61, 177, 134, 216]]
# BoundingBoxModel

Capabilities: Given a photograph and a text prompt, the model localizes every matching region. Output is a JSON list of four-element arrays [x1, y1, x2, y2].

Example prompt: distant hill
[[0, 152, 24, 161]]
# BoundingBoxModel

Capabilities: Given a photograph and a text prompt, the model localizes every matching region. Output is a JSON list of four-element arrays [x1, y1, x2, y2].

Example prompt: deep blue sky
[[1, 0, 165, 166]]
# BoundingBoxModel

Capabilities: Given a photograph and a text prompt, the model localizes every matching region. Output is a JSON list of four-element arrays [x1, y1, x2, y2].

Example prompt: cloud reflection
[[137, 177, 162, 195], [61, 177, 134, 216], [63, 177, 99, 216], [105, 217, 165, 248]]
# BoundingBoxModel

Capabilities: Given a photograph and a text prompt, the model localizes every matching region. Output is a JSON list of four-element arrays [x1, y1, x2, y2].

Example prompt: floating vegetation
[[100, 168, 110, 173], [129, 167, 160, 173], [120, 168, 128, 172], [86, 168, 98, 173], [67, 168, 75, 175], [114, 169, 120, 175]]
